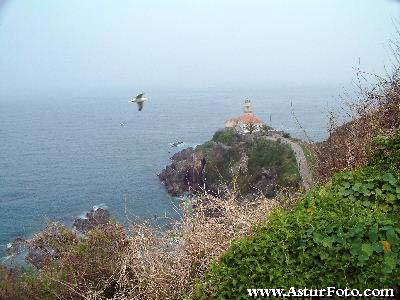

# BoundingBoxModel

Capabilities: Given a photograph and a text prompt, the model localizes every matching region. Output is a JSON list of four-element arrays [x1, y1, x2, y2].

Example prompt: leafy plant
[[374, 130, 400, 172]]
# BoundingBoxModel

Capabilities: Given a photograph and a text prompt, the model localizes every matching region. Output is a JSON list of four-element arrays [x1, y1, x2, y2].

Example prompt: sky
[[0, 0, 399, 95]]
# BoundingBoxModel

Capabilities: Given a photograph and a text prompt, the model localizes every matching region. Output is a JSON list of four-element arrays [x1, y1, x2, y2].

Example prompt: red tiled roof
[[227, 113, 263, 124]]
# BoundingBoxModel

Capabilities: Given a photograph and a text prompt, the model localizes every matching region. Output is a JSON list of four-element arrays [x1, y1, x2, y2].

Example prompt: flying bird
[[130, 93, 148, 111]]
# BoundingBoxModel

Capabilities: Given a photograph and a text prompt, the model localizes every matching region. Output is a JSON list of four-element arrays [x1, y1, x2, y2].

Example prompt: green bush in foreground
[[198, 131, 400, 299]]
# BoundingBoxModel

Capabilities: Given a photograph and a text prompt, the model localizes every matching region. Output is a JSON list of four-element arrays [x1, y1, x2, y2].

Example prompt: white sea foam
[[169, 141, 184, 147], [169, 142, 201, 149], [77, 203, 108, 220], [93, 203, 108, 211], [78, 212, 88, 219], [185, 143, 201, 148]]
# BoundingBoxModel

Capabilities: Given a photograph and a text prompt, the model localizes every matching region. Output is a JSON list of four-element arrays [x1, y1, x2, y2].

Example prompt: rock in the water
[[73, 207, 111, 234], [159, 147, 207, 196]]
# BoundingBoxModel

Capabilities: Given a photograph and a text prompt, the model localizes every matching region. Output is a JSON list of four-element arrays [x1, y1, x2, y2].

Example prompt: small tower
[[243, 99, 253, 114]]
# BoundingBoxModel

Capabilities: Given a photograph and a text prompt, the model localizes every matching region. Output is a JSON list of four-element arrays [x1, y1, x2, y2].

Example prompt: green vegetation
[[198, 130, 400, 299], [203, 146, 241, 187], [374, 130, 400, 173], [195, 140, 214, 152], [247, 139, 300, 189], [211, 129, 239, 144], [260, 124, 272, 135], [200, 131, 301, 194]]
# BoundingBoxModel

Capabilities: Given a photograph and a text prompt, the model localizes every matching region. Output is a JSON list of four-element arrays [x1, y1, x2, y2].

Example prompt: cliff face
[[158, 147, 206, 196], [159, 129, 300, 197]]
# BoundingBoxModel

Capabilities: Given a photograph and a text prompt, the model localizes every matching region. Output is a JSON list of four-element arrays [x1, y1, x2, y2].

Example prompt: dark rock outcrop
[[73, 207, 111, 234], [158, 147, 207, 196]]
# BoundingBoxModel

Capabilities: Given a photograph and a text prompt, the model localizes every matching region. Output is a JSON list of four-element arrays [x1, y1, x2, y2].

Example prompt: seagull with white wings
[[130, 93, 148, 111]]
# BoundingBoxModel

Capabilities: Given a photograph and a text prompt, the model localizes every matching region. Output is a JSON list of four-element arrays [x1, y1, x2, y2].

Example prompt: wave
[[78, 203, 108, 219]]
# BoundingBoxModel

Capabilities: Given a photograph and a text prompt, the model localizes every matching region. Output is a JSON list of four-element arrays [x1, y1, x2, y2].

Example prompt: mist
[[0, 0, 399, 96]]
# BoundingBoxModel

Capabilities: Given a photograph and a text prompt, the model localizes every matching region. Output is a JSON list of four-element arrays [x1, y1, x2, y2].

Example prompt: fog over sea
[[0, 83, 346, 256]]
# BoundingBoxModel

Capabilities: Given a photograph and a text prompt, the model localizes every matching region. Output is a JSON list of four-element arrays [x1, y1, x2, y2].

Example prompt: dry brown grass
[[112, 190, 281, 300], [6, 189, 283, 300]]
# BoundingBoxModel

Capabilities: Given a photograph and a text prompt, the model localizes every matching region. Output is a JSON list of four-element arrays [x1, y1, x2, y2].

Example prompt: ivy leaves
[[335, 170, 400, 209], [348, 224, 399, 273]]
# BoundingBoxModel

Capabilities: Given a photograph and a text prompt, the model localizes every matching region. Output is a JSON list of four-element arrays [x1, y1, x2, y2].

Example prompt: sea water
[[0, 83, 346, 256]]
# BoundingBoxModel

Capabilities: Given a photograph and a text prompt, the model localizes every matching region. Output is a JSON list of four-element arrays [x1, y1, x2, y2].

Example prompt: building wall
[[236, 122, 264, 134]]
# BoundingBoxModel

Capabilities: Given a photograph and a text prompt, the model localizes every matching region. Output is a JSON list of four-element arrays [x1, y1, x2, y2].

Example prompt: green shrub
[[374, 130, 400, 173], [199, 132, 400, 299], [201, 174, 400, 298], [260, 124, 272, 135], [0, 266, 27, 300], [212, 129, 239, 144], [332, 168, 400, 216], [0, 223, 130, 299], [247, 139, 300, 188], [203, 138, 300, 194], [204, 147, 240, 187], [195, 140, 214, 152]]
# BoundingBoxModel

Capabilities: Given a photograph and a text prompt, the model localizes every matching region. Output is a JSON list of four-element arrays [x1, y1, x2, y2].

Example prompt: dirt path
[[264, 134, 313, 191]]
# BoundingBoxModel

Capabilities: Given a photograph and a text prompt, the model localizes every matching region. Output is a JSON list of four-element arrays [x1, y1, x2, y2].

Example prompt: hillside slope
[[198, 128, 400, 299], [315, 80, 399, 182]]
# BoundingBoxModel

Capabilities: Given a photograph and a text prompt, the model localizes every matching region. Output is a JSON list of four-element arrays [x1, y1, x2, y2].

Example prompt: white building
[[225, 99, 265, 134]]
